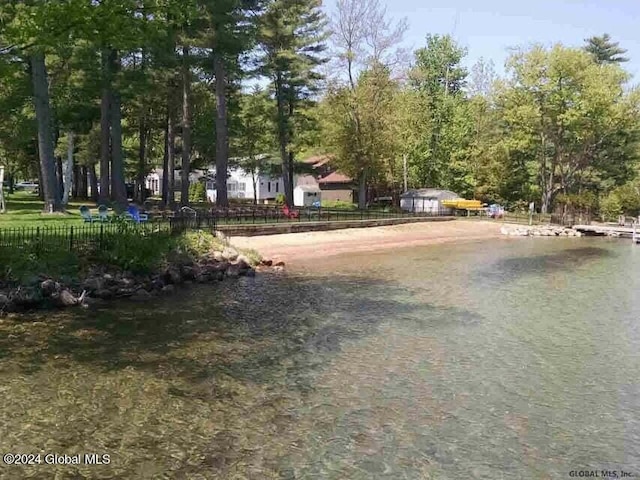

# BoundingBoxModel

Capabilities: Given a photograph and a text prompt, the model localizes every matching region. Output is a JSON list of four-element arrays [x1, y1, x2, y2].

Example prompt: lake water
[[1, 237, 639, 479]]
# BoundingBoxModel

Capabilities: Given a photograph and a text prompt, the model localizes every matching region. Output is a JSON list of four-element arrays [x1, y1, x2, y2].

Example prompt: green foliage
[[175, 231, 224, 258], [188, 182, 205, 203], [584, 33, 629, 64], [609, 183, 640, 217], [599, 193, 623, 221], [494, 44, 640, 212], [321, 200, 357, 210]]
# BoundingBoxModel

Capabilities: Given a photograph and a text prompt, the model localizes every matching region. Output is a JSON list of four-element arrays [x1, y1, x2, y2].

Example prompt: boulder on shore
[[222, 247, 239, 262], [53, 289, 78, 307], [40, 279, 60, 297]]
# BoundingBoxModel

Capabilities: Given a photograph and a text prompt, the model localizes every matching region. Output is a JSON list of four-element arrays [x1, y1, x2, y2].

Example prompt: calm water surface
[[1, 237, 639, 479]]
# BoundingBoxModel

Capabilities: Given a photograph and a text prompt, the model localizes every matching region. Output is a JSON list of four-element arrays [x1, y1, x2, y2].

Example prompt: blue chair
[[98, 204, 110, 222], [79, 206, 98, 223], [126, 205, 149, 223]]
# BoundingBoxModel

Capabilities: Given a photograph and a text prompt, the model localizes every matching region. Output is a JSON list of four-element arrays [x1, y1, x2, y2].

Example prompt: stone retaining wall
[[217, 216, 456, 237]]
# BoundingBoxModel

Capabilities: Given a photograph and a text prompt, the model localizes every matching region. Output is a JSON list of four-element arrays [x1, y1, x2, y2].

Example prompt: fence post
[[69, 226, 74, 252], [100, 223, 104, 250]]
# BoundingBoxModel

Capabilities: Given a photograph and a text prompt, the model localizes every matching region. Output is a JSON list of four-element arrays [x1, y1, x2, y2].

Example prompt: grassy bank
[[0, 225, 260, 288], [0, 191, 93, 227]]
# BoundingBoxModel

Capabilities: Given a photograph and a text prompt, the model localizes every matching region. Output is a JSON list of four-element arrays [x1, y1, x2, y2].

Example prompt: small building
[[400, 188, 460, 214], [318, 172, 356, 203], [294, 184, 322, 207]]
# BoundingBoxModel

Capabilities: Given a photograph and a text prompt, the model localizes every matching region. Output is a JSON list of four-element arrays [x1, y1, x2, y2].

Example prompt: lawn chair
[[79, 205, 98, 223], [126, 205, 149, 223], [98, 204, 110, 222], [282, 204, 299, 219]]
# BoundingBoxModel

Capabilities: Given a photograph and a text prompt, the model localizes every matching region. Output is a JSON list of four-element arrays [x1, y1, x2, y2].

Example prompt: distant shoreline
[[230, 220, 504, 263]]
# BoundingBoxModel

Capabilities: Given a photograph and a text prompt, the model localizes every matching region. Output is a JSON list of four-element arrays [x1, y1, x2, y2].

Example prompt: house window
[[268, 182, 271, 193], [238, 182, 246, 192], [206, 181, 214, 190], [228, 183, 237, 192], [275, 182, 279, 193]]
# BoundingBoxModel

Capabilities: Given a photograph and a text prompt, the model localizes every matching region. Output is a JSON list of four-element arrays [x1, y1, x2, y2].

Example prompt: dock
[[573, 224, 636, 239]]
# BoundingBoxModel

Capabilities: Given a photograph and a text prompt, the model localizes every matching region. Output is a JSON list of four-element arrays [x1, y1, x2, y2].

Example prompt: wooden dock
[[573, 224, 635, 238]]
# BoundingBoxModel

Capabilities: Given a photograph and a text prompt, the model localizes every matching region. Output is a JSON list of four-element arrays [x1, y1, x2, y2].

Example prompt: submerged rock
[[40, 279, 60, 297], [131, 289, 152, 302], [94, 289, 114, 300]]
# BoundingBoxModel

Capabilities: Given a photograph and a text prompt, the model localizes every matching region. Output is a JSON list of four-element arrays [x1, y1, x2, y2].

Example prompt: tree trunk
[[30, 51, 61, 212], [56, 156, 64, 198], [36, 161, 44, 200], [72, 163, 79, 199], [110, 88, 128, 208], [162, 115, 169, 206], [62, 131, 74, 205], [214, 51, 229, 207], [79, 165, 88, 199], [137, 112, 147, 203], [275, 74, 292, 207], [285, 92, 295, 206], [167, 98, 176, 208], [251, 169, 257, 205], [181, 46, 192, 206], [358, 169, 367, 209], [88, 163, 98, 202], [99, 49, 111, 204]]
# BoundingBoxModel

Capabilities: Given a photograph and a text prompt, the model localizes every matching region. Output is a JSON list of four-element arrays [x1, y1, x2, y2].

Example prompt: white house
[[206, 167, 285, 203], [294, 184, 322, 207], [145, 168, 206, 196]]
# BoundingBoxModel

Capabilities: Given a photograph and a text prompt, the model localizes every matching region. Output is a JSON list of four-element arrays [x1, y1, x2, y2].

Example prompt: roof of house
[[302, 155, 332, 168], [319, 171, 353, 184], [400, 188, 460, 199], [295, 184, 321, 192]]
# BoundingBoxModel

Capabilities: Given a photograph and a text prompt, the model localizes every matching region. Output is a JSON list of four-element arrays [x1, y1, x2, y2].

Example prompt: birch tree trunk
[[62, 131, 74, 205]]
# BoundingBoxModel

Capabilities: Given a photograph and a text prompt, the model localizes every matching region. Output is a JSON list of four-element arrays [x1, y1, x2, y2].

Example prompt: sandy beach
[[230, 219, 503, 262]]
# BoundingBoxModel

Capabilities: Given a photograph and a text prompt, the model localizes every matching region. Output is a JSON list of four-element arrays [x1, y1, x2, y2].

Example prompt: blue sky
[[322, 0, 640, 80]]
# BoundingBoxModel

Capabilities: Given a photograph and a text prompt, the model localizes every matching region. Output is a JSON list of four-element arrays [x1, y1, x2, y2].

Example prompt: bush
[[189, 182, 206, 203], [175, 231, 224, 257], [599, 194, 622, 221], [321, 199, 357, 210]]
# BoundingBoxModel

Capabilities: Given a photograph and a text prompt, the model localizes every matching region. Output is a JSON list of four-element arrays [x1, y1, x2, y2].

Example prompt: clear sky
[[322, 0, 640, 81]]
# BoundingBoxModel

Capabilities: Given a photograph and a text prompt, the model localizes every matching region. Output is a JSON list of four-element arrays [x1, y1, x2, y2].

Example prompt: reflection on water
[[1, 237, 639, 479]]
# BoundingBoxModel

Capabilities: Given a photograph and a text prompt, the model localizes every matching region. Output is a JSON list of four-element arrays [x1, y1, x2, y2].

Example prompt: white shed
[[400, 188, 459, 214], [294, 184, 322, 207]]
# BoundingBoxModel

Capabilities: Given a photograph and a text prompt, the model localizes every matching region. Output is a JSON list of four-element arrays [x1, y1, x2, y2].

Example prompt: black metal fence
[[204, 205, 452, 224], [0, 206, 454, 253], [0, 222, 178, 253]]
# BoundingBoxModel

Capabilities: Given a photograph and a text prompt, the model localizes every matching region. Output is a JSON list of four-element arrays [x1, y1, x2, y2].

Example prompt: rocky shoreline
[[0, 246, 283, 315], [500, 225, 583, 237]]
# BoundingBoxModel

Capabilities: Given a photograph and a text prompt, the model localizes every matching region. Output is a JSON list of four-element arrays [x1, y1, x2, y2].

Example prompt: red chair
[[282, 205, 299, 219]]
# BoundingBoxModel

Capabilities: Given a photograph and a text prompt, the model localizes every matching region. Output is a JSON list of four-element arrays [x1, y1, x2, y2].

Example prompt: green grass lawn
[[0, 192, 98, 228]]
